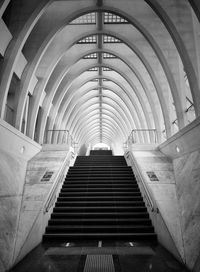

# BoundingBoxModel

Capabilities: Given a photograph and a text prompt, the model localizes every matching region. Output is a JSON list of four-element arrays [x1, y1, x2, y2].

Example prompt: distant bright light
[[93, 143, 110, 150]]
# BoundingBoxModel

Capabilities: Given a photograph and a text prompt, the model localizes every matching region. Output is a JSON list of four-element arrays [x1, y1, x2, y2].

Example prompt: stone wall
[[159, 116, 200, 270], [0, 120, 41, 272], [173, 150, 200, 269], [126, 146, 185, 263], [0, 119, 72, 271], [13, 144, 71, 266]]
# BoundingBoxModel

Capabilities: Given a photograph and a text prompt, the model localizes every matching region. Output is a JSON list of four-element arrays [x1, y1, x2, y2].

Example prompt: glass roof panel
[[83, 53, 98, 59], [103, 53, 117, 59], [70, 12, 96, 24], [77, 35, 97, 44], [87, 67, 98, 71], [104, 12, 128, 24], [103, 35, 122, 43]]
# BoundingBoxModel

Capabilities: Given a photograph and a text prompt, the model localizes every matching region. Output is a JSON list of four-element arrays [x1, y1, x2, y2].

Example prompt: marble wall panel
[[130, 149, 185, 261], [12, 148, 70, 266], [12, 210, 39, 263], [144, 170, 175, 184], [14, 211, 45, 264], [0, 149, 27, 196], [149, 184, 184, 259], [0, 196, 22, 270], [152, 170, 175, 183], [0, 259, 5, 272], [174, 149, 200, 269], [25, 170, 46, 185], [27, 161, 62, 170], [0, 122, 41, 271], [23, 184, 52, 202]]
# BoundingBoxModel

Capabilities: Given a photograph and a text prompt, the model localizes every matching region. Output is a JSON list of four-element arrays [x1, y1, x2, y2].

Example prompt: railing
[[124, 151, 156, 212], [43, 151, 73, 213], [127, 129, 158, 145], [44, 130, 75, 147], [124, 151, 184, 260]]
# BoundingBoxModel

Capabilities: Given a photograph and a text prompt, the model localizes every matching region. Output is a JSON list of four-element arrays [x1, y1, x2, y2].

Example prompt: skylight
[[103, 35, 122, 43], [103, 67, 113, 71], [77, 35, 97, 44], [104, 12, 128, 24], [83, 53, 98, 59], [70, 13, 96, 24], [103, 53, 117, 59], [87, 67, 98, 71]]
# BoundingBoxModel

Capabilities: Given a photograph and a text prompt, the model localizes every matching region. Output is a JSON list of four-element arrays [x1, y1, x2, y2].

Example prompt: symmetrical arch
[[0, 0, 199, 151]]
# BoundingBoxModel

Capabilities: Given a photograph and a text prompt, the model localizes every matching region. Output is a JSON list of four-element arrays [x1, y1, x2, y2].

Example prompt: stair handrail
[[43, 150, 73, 213], [125, 151, 156, 212], [125, 151, 186, 262], [127, 129, 158, 145]]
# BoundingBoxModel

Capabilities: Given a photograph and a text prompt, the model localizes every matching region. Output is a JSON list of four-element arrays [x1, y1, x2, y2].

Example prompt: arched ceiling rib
[[1, 0, 199, 150], [73, 109, 128, 140], [76, 118, 125, 144]]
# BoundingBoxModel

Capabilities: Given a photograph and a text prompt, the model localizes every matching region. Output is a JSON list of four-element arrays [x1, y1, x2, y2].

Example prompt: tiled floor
[[10, 241, 189, 272]]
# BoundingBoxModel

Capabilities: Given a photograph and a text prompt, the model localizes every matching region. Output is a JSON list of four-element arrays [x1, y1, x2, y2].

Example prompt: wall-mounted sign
[[146, 171, 159, 181], [41, 171, 54, 182]]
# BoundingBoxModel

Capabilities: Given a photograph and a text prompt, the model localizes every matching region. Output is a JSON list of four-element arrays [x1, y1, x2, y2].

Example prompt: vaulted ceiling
[[0, 0, 200, 151]]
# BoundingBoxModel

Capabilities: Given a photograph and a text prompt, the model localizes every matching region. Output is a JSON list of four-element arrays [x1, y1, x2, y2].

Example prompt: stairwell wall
[[0, 119, 41, 272], [127, 116, 200, 271], [12, 144, 72, 267], [125, 146, 185, 264], [159, 116, 200, 271], [0, 119, 73, 271]]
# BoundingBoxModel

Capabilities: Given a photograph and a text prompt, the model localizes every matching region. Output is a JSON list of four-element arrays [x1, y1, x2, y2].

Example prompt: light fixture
[[176, 145, 180, 153]]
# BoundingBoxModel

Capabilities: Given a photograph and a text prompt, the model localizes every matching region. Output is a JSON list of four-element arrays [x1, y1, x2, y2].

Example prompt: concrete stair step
[[64, 181, 137, 185], [48, 218, 152, 225], [43, 154, 157, 243], [55, 201, 145, 207], [60, 188, 139, 192], [53, 206, 147, 213], [45, 225, 155, 234], [59, 191, 141, 196], [57, 196, 143, 201], [62, 184, 138, 188], [59, 192, 142, 197], [51, 211, 150, 219], [65, 176, 134, 180], [43, 232, 157, 241]]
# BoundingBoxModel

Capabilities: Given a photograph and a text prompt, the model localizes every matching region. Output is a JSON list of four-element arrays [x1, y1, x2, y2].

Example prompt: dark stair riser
[[51, 212, 151, 219], [60, 188, 140, 193], [43, 233, 157, 241], [55, 201, 145, 207], [58, 192, 142, 197], [43, 154, 156, 243], [45, 225, 155, 234], [66, 177, 135, 180], [70, 167, 132, 171], [68, 168, 133, 172], [55, 203, 146, 208], [48, 218, 152, 226], [56, 196, 143, 201], [59, 192, 142, 197], [53, 206, 147, 213], [62, 184, 138, 188], [66, 174, 134, 177]]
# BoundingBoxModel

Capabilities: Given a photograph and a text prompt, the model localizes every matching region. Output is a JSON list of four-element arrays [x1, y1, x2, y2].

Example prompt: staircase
[[43, 150, 157, 242]]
